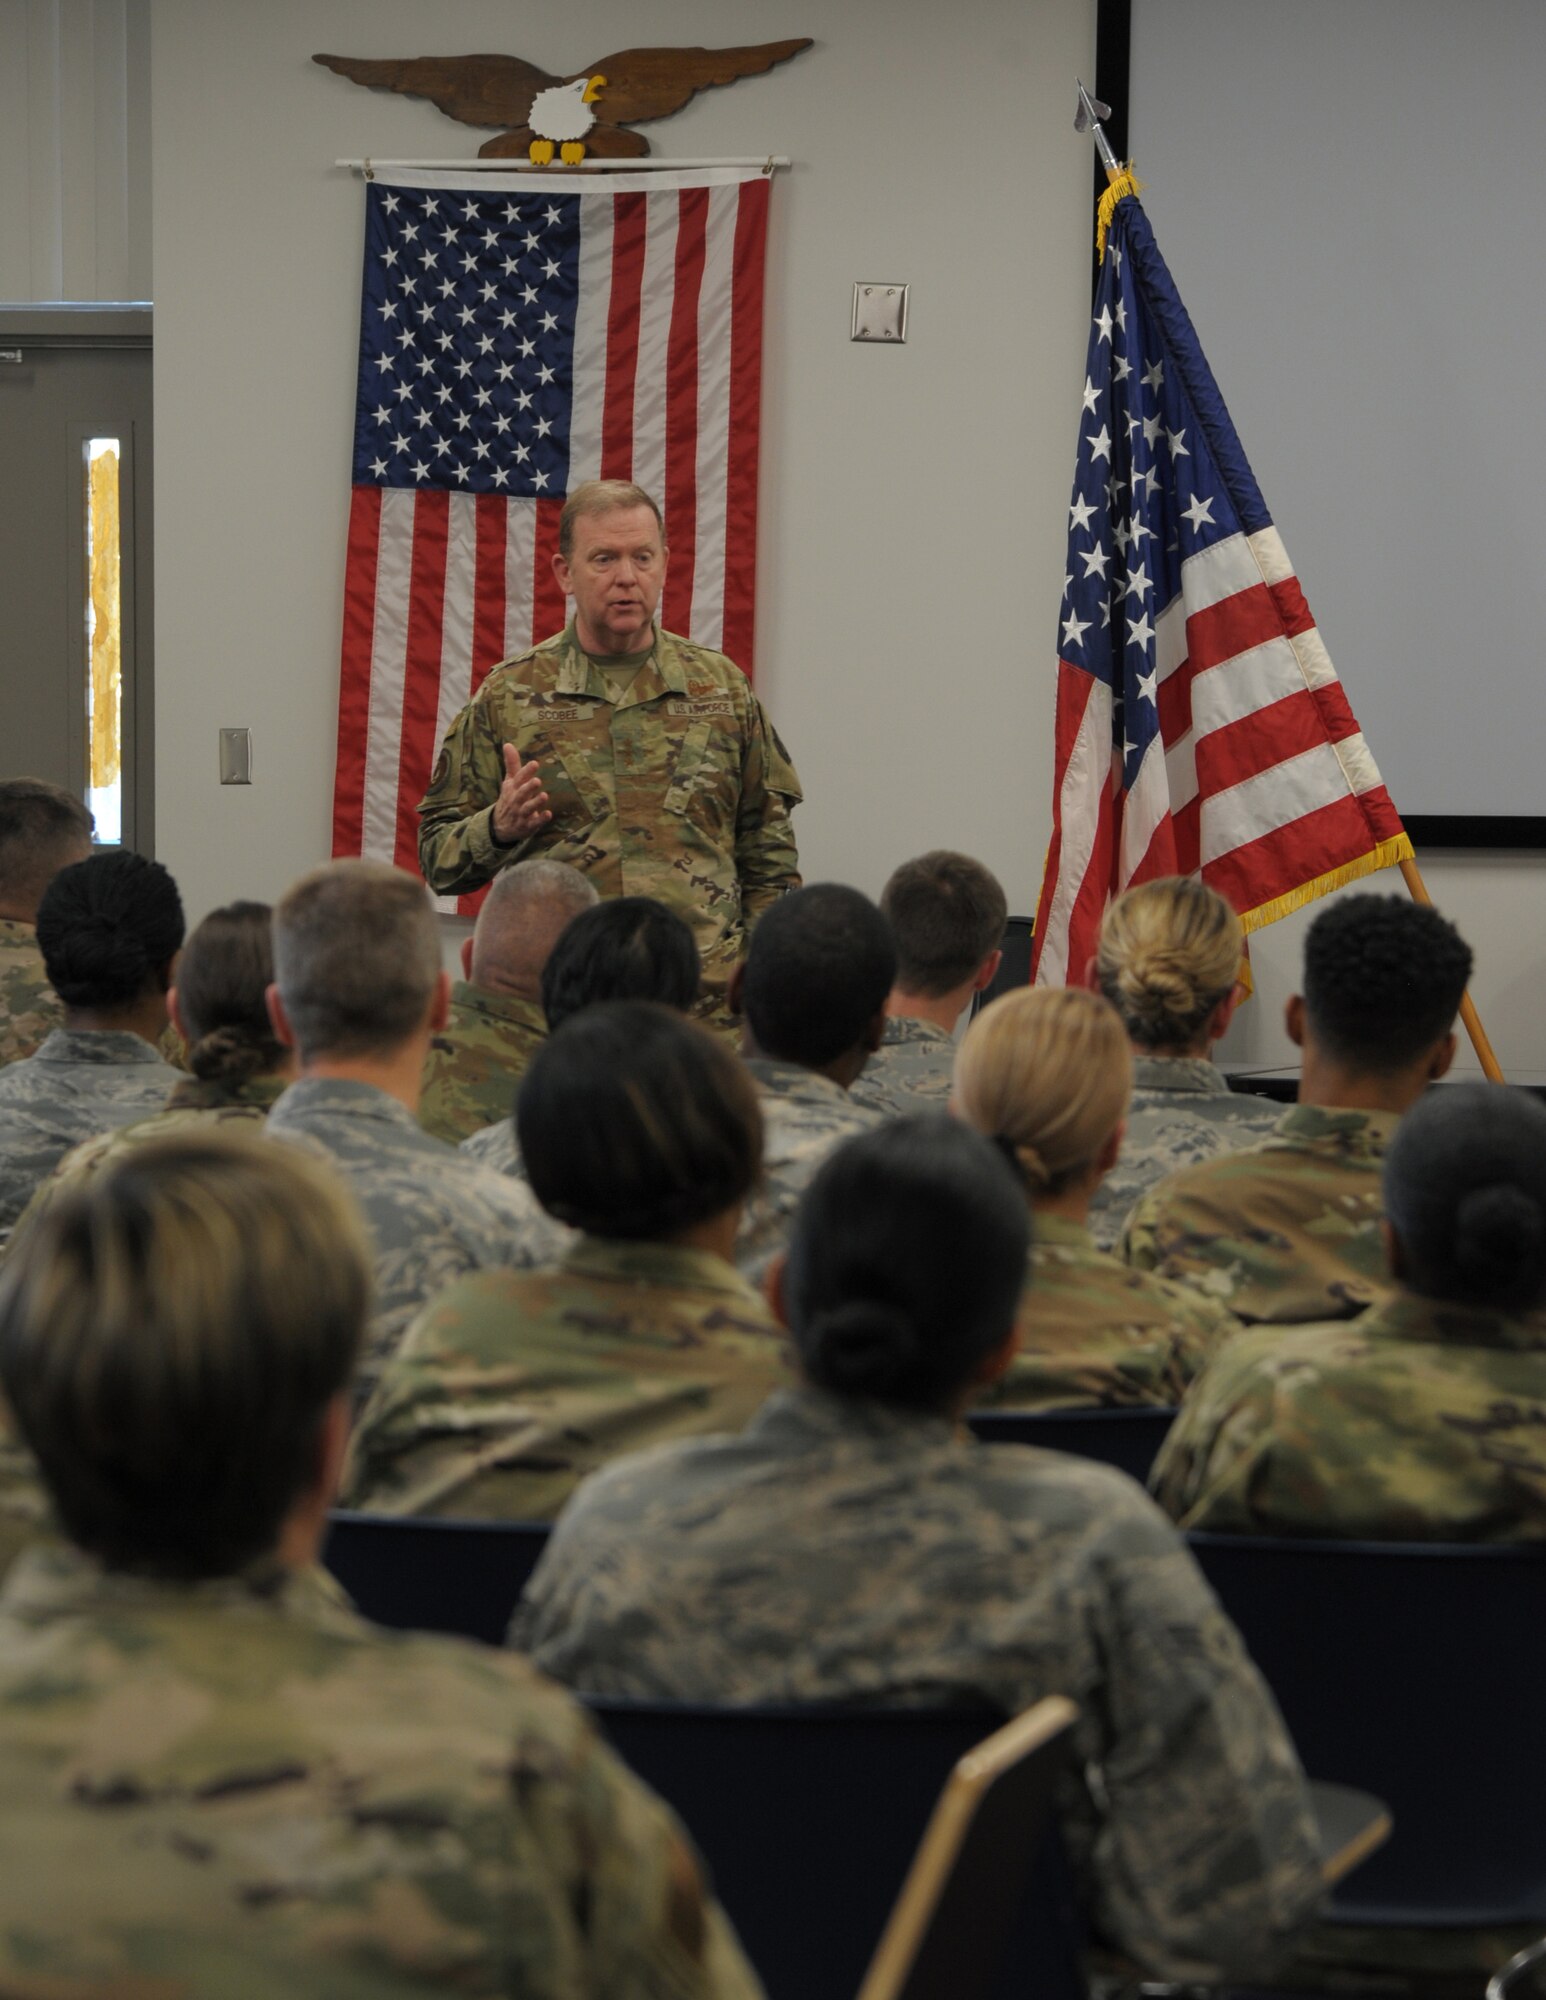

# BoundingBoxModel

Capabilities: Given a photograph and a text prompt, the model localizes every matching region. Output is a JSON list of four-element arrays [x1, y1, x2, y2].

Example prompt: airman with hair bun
[[1154, 1083, 1546, 1542], [953, 987, 1238, 1409], [1087, 877, 1279, 1247]]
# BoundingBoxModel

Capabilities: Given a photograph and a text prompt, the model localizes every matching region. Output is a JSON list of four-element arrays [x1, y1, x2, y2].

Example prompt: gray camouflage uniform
[[1088, 1057, 1285, 1250], [514, 1385, 1323, 1984], [733, 1058, 883, 1284], [0, 1541, 760, 1998], [848, 1016, 956, 1118], [265, 1078, 563, 1398], [0, 1029, 179, 1247], [461, 1116, 523, 1174]]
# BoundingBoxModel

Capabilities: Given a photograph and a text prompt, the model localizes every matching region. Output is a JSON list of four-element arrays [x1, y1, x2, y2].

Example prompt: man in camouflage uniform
[[419, 857, 596, 1144], [264, 862, 565, 1399], [730, 885, 891, 1283], [346, 1238, 789, 1520], [0, 778, 93, 1068], [1122, 896, 1475, 1324], [417, 479, 801, 1022], [851, 850, 1007, 1118], [0, 1130, 759, 1997], [513, 1384, 1324, 1984]]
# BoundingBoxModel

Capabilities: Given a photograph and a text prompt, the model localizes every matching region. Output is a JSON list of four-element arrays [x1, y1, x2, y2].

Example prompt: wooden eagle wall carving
[[314, 41, 813, 162]]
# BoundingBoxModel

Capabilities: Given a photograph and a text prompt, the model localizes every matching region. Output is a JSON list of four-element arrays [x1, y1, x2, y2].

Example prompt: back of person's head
[[953, 986, 1131, 1198], [272, 860, 440, 1062], [740, 883, 896, 1067], [36, 851, 184, 1013], [1097, 875, 1243, 1050], [783, 1117, 1028, 1412], [470, 858, 598, 989], [0, 1132, 367, 1580], [1302, 895, 1473, 1074], [519, 1000, 761, 1237], [0, 779, 94, 915], [880, 851, 1007, 997], [175, 901, 283, 1086], [539, 896, 699, 1029], [1384, 1084, 1546, 1312]]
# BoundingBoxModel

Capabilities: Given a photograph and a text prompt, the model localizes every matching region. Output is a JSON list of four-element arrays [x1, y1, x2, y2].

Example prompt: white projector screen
[[1129, 0, 1546, 833]]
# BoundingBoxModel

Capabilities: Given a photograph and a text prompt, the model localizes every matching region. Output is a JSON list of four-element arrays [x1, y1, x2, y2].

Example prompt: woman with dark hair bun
[[346, 1001, 786, 1520], [1154, 1083, 1546, 1539], [0, 852, 184, 1242], [7, 902, 293, 1240], [513, 1115, 1323, 1986]]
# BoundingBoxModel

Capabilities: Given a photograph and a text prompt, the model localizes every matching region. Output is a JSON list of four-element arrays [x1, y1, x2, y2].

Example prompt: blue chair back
[[585, 1698, 1084, 2000], [1190, 1532, 1546, 1926], [322, 1510, 549, 1646], [968, 1405, 1176, 1485], [970, 917, 1035, 1018]]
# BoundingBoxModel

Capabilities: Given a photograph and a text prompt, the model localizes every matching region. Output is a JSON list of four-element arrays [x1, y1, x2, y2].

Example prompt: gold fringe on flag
[[1236, 833, 1415, 937], [1096, 167, 1144, 261]]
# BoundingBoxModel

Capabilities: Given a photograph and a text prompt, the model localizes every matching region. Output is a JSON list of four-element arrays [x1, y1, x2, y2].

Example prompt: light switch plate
[[851, 282, 909, 343], [219, 728, 252, 784]]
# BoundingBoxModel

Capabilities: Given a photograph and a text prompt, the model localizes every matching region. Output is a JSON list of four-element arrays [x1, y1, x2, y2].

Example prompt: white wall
[[0, 0, 151, 302], [149, 0, 1095, 943]]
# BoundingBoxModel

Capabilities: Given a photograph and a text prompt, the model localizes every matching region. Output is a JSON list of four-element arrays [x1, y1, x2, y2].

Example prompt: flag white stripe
[[504, 501, 538, 657], [434, 496, 478, 758], [689, 184, 740, 652], [628, 194, 678, 507], [1121, 732, 1170, 879], [1036, 681, 1114, 986], [362, 491, 419, 862], [1201, 740, 1368, 865], [565, 198, 613, 484]]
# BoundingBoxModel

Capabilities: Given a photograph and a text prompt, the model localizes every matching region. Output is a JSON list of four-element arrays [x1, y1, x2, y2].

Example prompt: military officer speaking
[[417, 480, 802, 1014]]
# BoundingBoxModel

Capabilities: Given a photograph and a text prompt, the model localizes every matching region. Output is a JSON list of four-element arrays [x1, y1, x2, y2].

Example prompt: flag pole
[[1071, 83, 1506, 1085]]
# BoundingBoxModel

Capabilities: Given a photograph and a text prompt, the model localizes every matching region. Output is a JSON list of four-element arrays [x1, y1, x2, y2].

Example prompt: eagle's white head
[[529, 73, 605, 142]]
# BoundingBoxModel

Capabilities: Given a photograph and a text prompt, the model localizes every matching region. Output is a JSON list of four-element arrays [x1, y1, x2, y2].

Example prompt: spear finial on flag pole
[[1075, 80, 1143, 257]]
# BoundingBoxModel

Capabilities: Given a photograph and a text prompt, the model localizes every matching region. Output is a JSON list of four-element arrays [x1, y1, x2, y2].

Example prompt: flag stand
[[1072, 82, 1506, 1085]]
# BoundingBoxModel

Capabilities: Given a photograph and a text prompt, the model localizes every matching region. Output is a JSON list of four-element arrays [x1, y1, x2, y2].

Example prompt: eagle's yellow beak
[[582, 74, 606, 103]]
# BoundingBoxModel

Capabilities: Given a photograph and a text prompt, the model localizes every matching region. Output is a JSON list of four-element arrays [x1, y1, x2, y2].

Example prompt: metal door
[[0, 307, 152, 852]]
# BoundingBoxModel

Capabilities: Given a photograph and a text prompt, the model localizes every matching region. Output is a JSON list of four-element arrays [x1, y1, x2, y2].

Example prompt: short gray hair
[[558, 479, 663, 559], [273, 860, 440, 1060], [472, 859, 599, 987]]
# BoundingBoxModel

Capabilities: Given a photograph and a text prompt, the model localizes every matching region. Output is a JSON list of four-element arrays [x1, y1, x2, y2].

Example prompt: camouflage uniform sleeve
[[733, 698, 802, 928], [1118, 1186, 1164, 1271], [1087, 1500, 1323, 1978], [524, 1697, 763, 2000], [417, 685, 521, 896]]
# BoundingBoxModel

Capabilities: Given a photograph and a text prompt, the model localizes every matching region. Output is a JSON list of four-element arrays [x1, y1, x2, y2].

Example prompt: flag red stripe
[[722, 179, 768, 671], [471, 493, 508, 696], [394, 490, 451, 870], [1157, 656, 1195, 744], [532, 496, 565, 637], [1196, 685, 1363, 800], [1187, 578, 1315, 678], [601, 193, 647, 478], [332, 485, 382, 857], [1129, 809, 1181, 887], [1209, 788, 1401, 918], [662, 188, 708, 633], [1172, 793, 1201, 876]]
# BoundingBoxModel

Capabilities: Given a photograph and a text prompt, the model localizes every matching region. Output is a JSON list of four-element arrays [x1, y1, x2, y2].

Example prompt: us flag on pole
[[331, 166, 770, 886], [1032, 187, 1411, 985]]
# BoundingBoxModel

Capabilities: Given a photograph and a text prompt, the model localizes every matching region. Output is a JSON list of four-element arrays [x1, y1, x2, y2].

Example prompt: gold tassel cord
[[1236, 834, 1416, 937], [87, 450, 122, 792], [1096, 167, 1144, 261]]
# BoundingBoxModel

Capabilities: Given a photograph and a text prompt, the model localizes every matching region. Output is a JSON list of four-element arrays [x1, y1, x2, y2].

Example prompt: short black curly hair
[[1302, 895, 1472, 1074]]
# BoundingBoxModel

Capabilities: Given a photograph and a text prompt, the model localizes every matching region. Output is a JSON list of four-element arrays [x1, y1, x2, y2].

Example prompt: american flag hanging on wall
[[330, 166, 770, 886], [1032, 185, 1412, 986]]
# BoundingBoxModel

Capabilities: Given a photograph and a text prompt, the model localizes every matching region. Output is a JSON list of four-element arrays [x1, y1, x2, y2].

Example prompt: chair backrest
[[970, 916, 1035, 1019], [585, 1698, 1085, 2000], [1189, 1532, 1546, 1927], [322, 1510, 549, 1646], [857, 1697, 1079, 2000], [967, 1405, 1177, 1485]]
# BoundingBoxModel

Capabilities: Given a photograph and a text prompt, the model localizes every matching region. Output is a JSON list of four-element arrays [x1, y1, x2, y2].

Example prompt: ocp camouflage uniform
[[0, 1028, 179, 1247], [1088, 1057, 1286, 1250], [6, 1071, 285, 1247], [417, 624, 802, 1020], [265, 1078, 564, 1400], [1151, 1288, 1546, 1539], [513, 1385, 1323, 1984], [1120, 1103, 1396, 1325], [420, 982, 547, 1145], [848, 1016, 956, 1118], [734, 1058, 883, 1284], [0, 918, 62, 1069], [0, 1540, 760, 1998], [985, 1210, 1240, 1411], [345, 1238, 789, 1521]]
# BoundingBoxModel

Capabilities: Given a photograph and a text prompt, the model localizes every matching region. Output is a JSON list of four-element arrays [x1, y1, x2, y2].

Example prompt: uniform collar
[[1029, 1209, 1096, 1254], [1355, 1287, 1546, 1355], [1131, 1055, 1234, 1096], [550, 622, 688, 702], [745, 1056, 853, 1108], [271, 1075, 420, 1129], [0, 1539, 359, 1632], [562, 1234, 766, 1303], [0, 918, 38, 942], [882, 1016, 955, 1049], [31, 1028, 166, 1066], [166, 1072, 287, 1113], [1272, 1102, 1401, 1160], [746, 1383, 960, 1452], [451, 981, 548, 1033]]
